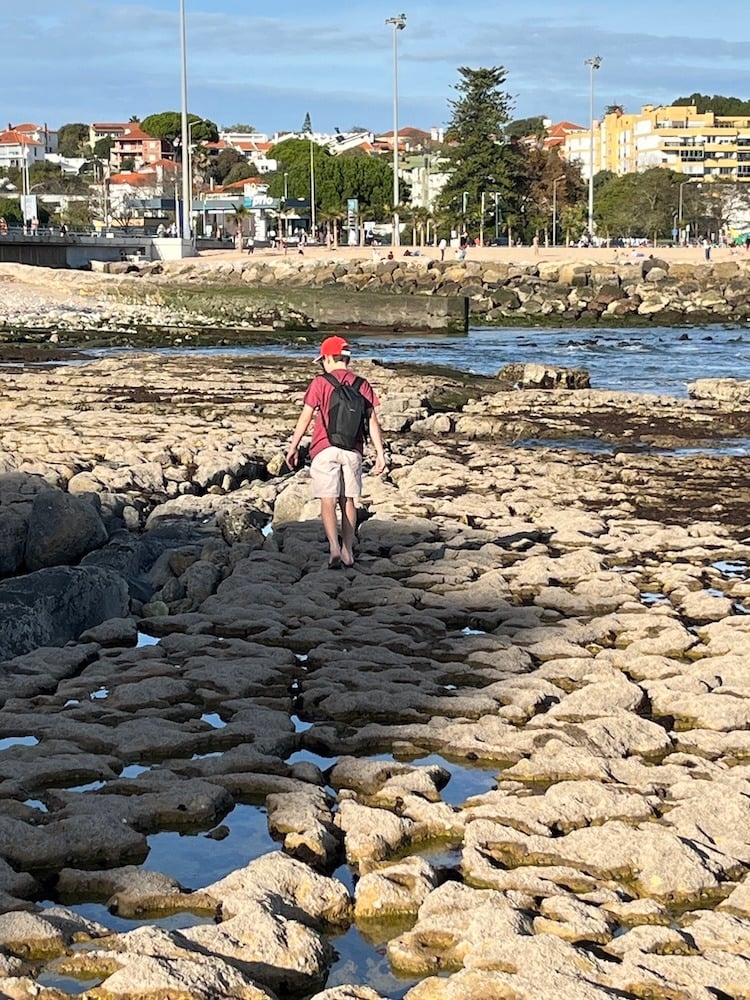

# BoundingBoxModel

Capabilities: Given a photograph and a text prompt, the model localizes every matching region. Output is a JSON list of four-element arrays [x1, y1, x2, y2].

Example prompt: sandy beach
[[202, 239, 747, 267]]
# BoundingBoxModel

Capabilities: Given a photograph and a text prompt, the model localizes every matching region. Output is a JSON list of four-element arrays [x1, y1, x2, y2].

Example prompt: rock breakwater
[[3, 255, 750, 343], [80, 253, 750, 328]]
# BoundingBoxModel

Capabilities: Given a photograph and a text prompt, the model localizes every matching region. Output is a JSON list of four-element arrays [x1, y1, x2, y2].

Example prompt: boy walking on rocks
[[286, 336, 386, 568]]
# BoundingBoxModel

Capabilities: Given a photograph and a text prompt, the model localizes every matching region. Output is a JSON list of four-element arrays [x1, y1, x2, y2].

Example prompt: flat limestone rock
[[463, 819, 726, 905], [355, 857, 438, 920]]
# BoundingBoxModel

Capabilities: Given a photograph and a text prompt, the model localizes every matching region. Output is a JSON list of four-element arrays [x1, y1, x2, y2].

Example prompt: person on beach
[[285, 335, 387, 569]]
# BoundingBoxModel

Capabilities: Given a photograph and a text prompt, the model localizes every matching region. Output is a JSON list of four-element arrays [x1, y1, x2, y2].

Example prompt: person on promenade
[[285, 335, 387, 569], [438, 237, 447, 261]]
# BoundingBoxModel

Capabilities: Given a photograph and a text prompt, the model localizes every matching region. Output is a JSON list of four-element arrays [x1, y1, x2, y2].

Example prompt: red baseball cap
[[315, 335, 351, 362]]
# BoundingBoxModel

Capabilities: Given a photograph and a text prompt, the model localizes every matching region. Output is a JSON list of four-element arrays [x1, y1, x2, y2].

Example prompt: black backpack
[[321, 372, 369, 450]]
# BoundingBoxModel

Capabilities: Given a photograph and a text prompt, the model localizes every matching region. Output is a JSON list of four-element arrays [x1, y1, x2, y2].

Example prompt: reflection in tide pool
[[286, 748, 337, 769], [40, 900, 214, 934], [120, 763, 152, 778], [0, 736, 39, 751], [137, 632, 160, 647], [374, 752, 499, 807], [325, 921, 420, 1000], [144, 803, 275, 888], [37, 971, 102, 994], [200, 712, 227, 729]]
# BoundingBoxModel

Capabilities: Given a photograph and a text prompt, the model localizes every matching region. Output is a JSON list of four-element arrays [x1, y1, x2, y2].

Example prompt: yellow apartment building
[[564, 104, 750, 183]]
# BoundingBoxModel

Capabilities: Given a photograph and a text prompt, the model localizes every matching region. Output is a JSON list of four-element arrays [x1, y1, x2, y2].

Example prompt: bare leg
[[320, 497, 341, 563], [339, 496, 357, 565]]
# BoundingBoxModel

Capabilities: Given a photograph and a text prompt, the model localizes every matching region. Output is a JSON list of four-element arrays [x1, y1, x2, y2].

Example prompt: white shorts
[[309, 447, 363, 499]]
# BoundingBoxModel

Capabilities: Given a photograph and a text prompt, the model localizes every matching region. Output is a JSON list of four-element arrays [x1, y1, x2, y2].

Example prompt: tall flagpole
[[386, 14, 406, 248]]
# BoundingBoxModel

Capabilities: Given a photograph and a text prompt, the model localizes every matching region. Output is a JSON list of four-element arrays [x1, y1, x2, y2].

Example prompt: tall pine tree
[[439, 66, 517, 236]]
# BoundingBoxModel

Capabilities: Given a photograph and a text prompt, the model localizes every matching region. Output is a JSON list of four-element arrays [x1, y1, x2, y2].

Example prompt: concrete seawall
[[126, 253, 750, 328]]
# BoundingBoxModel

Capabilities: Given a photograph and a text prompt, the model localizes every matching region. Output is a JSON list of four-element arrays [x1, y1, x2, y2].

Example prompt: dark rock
[[24, 490, 108, 572], [0, 566, 129, 662], [0, 507, 27, 575]]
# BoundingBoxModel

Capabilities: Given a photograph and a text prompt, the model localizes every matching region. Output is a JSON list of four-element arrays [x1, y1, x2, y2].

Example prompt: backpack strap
[[318, 371, 341, 438]]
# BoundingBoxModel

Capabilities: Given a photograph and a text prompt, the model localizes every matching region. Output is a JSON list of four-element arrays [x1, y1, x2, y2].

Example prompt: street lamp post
[[186, 116, 208, 243], [584, 55, 602, 239], [309, 130, 316, 240], [552, 174, 565, 247], [678, 179, 694, 244], [386, 13, 406, 248], [178, 0, 190, 242]]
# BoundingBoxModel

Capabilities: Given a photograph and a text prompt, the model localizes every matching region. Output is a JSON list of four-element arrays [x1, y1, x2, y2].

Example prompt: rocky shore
[[0, 337, 750, 998]]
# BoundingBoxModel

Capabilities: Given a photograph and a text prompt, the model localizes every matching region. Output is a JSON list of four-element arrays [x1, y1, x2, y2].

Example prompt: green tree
[[224, 162, 256, 185], [438, 66, 516, 235], [59, 200, 93, 231], [58, 123, 89, 157], [268, 139, 394, 219], [595, 167, 684, 239], [302, 112, 312, 134], [520, 149, 586, 243], [0, 197, 22, 226], [506, 115, 547, 141], [93, 136, 113, 160], [223, 123, 255, 133], [208, 148, 246, 184], [140, 112, 219, 147], [229, 202, 251, 235], [671, 93, 750, 116]]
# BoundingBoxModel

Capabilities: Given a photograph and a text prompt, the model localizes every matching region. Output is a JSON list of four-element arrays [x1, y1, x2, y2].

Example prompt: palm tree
[[321, 207, 345, 248], [228, 202, 251, 239], [411, 206, 431, 247]]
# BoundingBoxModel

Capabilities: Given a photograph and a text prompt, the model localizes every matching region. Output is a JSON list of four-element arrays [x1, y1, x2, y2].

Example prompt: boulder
[[497, 363, 591, 390], [0, 565, 129, 662], [0, 506, 27, 575], [24, 489, 108, 571]]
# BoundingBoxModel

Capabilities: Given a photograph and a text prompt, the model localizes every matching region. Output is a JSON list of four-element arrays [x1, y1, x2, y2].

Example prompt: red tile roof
[[0, 129, 42, 146], [115, 126, 156, 141], [109, 172, 154, 186]]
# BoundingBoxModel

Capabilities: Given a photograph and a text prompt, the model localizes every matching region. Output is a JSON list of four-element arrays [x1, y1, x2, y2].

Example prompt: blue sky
[[6, 1, 749, 135]]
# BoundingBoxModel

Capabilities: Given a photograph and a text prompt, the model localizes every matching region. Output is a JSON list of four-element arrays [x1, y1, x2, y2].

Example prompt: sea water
[[90, 323, 750, 397]]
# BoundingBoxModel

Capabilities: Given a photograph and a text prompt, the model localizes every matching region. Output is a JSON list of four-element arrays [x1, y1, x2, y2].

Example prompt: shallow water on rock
[[37, 970, 102, 995], [143, 802, 275, 889], [136, 631, 160, 647], [378, 752, 499, 806], [323, 920, 421, 1000], [65, 780, 106, 793], [0, 735, 39, 751], [515, 437, 750, 457], [713, 559, 749, 578], [200, 712, 226, 729]]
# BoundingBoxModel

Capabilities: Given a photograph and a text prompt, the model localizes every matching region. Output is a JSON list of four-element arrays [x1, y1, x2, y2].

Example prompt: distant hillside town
[[1, 91, 749, 248]]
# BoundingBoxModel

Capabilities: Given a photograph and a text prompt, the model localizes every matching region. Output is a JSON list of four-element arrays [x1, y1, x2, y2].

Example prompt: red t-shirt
[[304, 369, 379, 458]]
